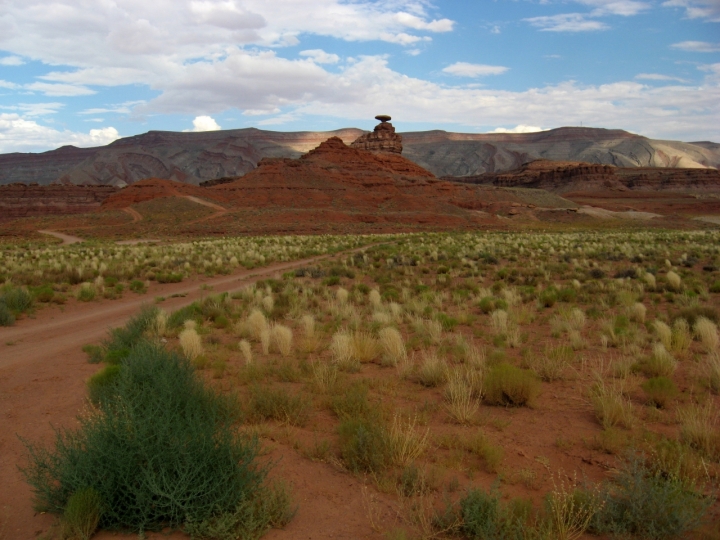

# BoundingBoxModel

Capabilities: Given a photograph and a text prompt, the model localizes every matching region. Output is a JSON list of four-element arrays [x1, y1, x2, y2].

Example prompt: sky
[[0, 0, 719, 153]]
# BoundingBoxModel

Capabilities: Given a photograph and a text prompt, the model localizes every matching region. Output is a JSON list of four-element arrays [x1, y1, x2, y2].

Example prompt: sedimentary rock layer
[[0, 184, 118, 219]]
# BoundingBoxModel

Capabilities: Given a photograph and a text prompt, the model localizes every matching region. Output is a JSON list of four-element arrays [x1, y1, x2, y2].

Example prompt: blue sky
[[0, 0, 718, 153]]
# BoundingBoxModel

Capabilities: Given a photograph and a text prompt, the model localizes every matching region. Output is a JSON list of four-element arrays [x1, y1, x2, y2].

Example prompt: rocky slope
[[1, 126, 717, 187], [0, 184, 118, 219], [449, 159, 720, 194]]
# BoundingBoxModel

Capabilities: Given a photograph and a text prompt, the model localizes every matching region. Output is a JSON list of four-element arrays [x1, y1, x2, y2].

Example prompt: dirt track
[[0, 248, 389, 539]]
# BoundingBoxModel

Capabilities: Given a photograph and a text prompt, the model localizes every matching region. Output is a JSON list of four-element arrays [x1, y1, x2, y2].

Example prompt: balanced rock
[[350, 115, 403, 154]]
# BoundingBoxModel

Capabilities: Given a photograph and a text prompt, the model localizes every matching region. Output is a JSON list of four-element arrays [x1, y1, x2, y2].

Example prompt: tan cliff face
[[0, 126, 717, 187]]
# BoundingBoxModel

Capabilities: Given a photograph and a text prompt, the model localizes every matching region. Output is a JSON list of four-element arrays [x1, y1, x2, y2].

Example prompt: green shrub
[[248, 386, 310, 427], [61, 486, 103, 540], [76, 284, 96, 302], [33, 284, 55, 303], [330, 382, 376, 421], [322, 276, 340, 286], [87, 365, 122, 405], [642, 377, 678, 408], [338, 418, 388, 473], [82, 344, 105, 364], [156, 273, 183, 284], [458, 488, 532, 540], [710, 281, 720, 294], [129, 279, 146, 294], [557, 287, 577, 303], [167, 303, 201, 330], [538, 288, 558, 308], [104, 306, 158, 357], [590, 458, 712, 539], [0, 302, 15, 327], [22, 340, 265, 532], [483, 364, 540, 407], [1, 284, 33, 313], [478, 296, 507, 314], [437, 313, 459, 331]]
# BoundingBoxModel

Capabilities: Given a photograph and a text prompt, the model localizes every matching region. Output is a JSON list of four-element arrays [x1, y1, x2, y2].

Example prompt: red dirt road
[[0, 250, 389, 540]]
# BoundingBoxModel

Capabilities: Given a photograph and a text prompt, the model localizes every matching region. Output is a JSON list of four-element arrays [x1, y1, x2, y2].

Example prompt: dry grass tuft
[[630, 302, 647, 324], [379, 327, 406, 367], [179, 327, 203, 360], [444, 368, 481, 424], [416, 352, 447, 387], [694, 316, 718, 352], [247, 309, 268, 340], [239, 339, 253, 364], [547, 473, 604, 540], [671, 318, 692, 354], [388, 415, 430, 467], [678, 402, 720, 459], [589, 379, 633, 429], [666, 271, 682, 291], [654, 320, 672, 350], [271, 324, 293, 357]]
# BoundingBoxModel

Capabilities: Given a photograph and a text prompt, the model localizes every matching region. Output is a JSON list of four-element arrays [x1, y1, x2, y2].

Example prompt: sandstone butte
[[350, 115, 403, 154], [97, 136, 576, 230]]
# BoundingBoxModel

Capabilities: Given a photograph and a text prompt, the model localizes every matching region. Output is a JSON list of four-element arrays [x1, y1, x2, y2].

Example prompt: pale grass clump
[[506, 323, 521, 348], [529, 345, 572, 381], [311, 361, 338, 393], [369, 289, 382, 308], [352, 331, 380, 363], [694, 316, 719, 352], [547, 473, 604, 540], [568, 330, 585, 350], [704, 352, 720, 394], [179, 327, 203, 360], [416, 352, 448, 387], [247, 309, 269, 340], [671, 318, 692, 354], [666, 271, 682, 291], [678, 402, 720, 458], [643, 272, 656, 290], [490, 309, 508, 335], [184, 320, 197, 330], [239, 339, 253, 364], [654, 320, 672, 350], [646, 343, 677, 377], [372, 311, 393, 326], [465, 343, 486, 371], [388, 415, 430, 467], [567, 307, 586, 331], [260, 327, 271, 355], [93, 275, 105, 293], [389, 302, 403, 321], [262, 295, 274, 313], [379, 327, 406, 366], [630, 302, 647, 324], [589, 379, 633, 429], [330, 331, 358, 371], [445, 368, 481, 424], [336, 287, 349, 304], [152, 309, 168, 337], [301, 314, 315, 338], [271, 324, 293, 356]]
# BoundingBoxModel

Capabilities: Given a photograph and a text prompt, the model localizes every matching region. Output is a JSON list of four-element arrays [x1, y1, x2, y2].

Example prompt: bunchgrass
[[483, 363, 540, 407]]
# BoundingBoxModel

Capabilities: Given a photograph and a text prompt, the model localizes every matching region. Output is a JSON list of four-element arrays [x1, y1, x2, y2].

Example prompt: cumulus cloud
[[671, 41, 720, 52], [0, 113, 119, 152], [576, 0, 650, 16], [442, 62, 509, 77], [491, 125, 545, 134], [184, 115, 222, 132], [635, 73, 689, 82], [0, 55, 24, 66], [524, 13, 609, 32], [663, 0, 720, 21], [299, 49, 340, 64]]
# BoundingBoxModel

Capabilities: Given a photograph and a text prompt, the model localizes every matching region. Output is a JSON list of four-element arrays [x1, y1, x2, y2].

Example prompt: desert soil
[[0, 249, 391, 540]]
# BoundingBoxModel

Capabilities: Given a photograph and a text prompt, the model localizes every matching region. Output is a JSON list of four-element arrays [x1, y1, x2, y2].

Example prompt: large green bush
[[22, 340, 266, 533]]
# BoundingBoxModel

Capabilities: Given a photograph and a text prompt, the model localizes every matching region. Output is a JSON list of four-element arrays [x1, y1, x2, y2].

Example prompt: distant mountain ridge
[[0, 126, 717, 187]]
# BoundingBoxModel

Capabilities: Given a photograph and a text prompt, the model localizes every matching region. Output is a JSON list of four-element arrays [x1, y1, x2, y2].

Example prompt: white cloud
[[184, 115, 222, 132], [0, 113, 119, 152], [24, 82, 95, 96], [577, 0, 651, 16], [635, 73, 689, 82], [0, 102, 65, 116], [524, 13, 609, 32], [299, 49, 340, 64], [671, 41, 720, 52], [663, 0, 720, 22], [442, 62, 510, 77], [0, 55, 24, 66], [491, 125, 545, 134]]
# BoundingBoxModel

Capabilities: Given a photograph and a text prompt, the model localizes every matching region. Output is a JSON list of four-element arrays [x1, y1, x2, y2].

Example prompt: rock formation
[[445, 159, 720, 194], [350, 115, 403, 154], [0, 183, 118, 219], [1, 126, 717, 187]]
